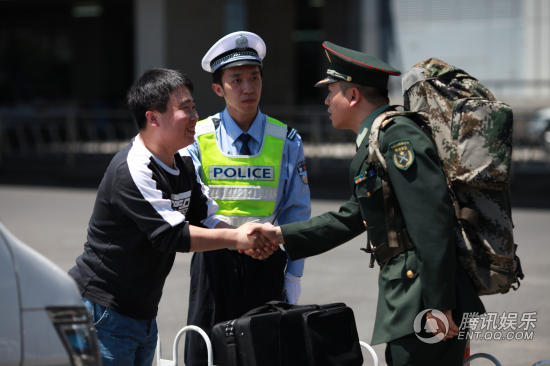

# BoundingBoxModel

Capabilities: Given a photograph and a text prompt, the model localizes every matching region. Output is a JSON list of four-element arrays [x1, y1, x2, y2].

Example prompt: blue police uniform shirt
[[182, 108, 311, 277]]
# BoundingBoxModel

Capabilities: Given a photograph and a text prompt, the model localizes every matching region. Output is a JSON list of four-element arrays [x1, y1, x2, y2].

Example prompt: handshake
[[234, 222, 283, 259]]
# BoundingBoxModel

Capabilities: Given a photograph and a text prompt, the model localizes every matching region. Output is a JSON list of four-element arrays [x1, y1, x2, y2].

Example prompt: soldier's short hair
[[340, 82, 389, 105]]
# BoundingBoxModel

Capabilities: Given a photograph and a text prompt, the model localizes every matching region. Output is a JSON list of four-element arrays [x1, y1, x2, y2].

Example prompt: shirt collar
[[135, 134, 179, 174], [355, 104, 391, 147], [221, 108, 265, 146]]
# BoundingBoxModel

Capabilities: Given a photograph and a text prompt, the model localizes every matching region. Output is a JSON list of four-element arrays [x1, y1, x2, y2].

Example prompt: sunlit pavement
[[0, 185, 548, 366]]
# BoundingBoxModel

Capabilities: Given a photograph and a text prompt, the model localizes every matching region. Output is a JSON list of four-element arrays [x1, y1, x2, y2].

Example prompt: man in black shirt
[[69, 68, 274, 366]]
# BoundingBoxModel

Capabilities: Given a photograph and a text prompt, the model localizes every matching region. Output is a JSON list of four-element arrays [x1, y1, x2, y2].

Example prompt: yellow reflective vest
[[195, 115, 287, 226]]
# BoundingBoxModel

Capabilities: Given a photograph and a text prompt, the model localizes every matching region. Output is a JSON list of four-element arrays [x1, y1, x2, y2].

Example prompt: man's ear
[[145, 110, 160, 127], [348, 87, 361, 107], [212, 83, 225, 98]]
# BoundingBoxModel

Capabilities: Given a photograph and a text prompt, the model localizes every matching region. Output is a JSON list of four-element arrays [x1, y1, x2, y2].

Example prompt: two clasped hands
[[234, 222, 282, 259]]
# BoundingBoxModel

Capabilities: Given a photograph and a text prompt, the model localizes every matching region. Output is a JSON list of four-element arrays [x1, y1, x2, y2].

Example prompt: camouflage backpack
[[368, 57, 523, 295]]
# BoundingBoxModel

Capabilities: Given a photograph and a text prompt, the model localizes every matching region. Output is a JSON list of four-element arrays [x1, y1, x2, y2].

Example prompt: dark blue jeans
[[83, 297, 157, 366]]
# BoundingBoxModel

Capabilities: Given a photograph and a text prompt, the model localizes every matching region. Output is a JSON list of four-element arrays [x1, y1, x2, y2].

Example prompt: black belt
[[362, 230, 415, 267]]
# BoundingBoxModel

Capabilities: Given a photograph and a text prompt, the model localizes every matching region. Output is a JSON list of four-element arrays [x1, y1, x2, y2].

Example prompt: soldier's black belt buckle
[[360, 242, 377, 268]]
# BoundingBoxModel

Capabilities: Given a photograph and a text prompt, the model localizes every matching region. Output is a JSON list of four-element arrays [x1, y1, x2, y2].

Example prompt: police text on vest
[[209, 165, 275, 181]]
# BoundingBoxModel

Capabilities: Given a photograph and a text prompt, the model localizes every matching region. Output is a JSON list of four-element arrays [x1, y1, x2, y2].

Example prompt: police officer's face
[[324, 82, 352, 130], [213, 65, 262, 121], [156, 86, 199, 150]]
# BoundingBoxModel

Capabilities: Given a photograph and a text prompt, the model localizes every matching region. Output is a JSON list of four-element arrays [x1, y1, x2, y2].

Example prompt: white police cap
[[201, 31, 266, 73]]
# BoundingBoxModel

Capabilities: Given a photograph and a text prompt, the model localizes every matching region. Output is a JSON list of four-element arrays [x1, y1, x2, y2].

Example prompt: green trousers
[[385, 333, 467, 366]]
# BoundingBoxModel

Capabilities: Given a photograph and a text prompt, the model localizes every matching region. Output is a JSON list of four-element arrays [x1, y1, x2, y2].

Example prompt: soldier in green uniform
[[249, 41, 485, 365]]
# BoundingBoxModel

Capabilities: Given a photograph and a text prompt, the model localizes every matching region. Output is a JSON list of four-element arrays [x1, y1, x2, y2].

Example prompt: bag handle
[[242, 301, 345, 317], [241, 301, 295, 316]]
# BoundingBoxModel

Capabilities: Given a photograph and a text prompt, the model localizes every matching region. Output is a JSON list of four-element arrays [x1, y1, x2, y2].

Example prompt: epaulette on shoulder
[[211, 117, 221, 129], [381, 118, 394, 129], [286, 126, 297, 140], [380, 110, 420, 130], [379, 115, 399, 131], [379, 112, 433, 140]]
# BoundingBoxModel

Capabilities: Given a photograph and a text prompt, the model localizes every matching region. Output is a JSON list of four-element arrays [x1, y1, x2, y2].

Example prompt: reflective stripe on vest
[[196, 114, 286, 225]]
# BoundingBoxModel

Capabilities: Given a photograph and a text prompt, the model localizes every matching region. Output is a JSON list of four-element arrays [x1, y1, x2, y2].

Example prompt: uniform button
[[406, 270, 414, 279], [363, 220, 368, 227], [366, 192, 372, 198]]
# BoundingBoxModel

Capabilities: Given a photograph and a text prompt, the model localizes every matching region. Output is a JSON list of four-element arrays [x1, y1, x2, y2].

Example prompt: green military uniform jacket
[[282, 105, 483, 345]]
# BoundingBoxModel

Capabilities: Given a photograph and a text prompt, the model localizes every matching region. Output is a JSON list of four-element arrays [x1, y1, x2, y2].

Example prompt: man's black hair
[[127, 68, 194, 130], [211, 65, 263, 86], [340, 82, 389, 106], [212, 68, 224, 86]]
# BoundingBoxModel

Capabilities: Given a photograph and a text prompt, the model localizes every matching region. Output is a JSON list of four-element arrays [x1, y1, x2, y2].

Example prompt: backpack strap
[[366, 107, 419, 168], [366, 107, 419, 264], [367, 107, 408, 250], [380, 174, 399, 249], [366, 112, 394, 168]]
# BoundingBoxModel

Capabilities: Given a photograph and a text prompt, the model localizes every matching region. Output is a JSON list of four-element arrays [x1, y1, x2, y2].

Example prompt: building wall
[[134, 0, 166, 76], [142, 0, 365, 116], [524, 0, 550, 98], [164, 0, 227, 116], [247, 0, 295, 110], [391, 0, 550, 104], [156, 0, 297, 117], [0, 0, 133, 108]]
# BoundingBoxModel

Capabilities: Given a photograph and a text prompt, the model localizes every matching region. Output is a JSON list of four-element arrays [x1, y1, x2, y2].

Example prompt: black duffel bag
[[211, 301, 363, 366]]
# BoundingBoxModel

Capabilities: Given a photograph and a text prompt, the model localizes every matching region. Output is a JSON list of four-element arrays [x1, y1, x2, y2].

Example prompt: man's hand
[[425, 309, 459, 341], [249, 223, 282, 244], [240, 223, 283, 259], [235, 222, 279, 259], [442, 309, 459, 340]]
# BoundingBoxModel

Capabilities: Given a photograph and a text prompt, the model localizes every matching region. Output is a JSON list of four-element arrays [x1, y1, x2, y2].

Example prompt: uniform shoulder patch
[[287, 126, 297, 140], [389, 139, 414, 170], [296, 160, 308, 184]]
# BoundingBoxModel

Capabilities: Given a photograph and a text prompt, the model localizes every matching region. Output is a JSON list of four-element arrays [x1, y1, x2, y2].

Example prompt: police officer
[[181, 31, 311, 366], [249, 42, 485, 366]]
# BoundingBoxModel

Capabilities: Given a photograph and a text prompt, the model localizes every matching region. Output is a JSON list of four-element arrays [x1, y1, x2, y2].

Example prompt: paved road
[[0, 185, 548, 365]]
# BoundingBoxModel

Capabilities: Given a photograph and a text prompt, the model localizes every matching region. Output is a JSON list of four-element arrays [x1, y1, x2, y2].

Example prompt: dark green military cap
[[315, 41, 401, 88]]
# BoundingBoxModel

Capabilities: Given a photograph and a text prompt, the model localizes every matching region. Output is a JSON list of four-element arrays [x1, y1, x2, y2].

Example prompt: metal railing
[[0, 105, 356, 175], [0, 106, 136, 165], [0, 105, 547, 166]]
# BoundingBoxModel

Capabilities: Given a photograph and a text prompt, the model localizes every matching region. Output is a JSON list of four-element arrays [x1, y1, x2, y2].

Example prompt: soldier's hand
[[249, 222, 281, 243], [442, 309, 459, 340], [235, 223, 278, 259], [241, 223, 282, 259], [425, 309, 459, 341]]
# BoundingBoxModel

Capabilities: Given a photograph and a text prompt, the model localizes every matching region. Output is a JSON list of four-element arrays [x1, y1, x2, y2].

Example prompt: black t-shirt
[[69, 136, 219, 319]]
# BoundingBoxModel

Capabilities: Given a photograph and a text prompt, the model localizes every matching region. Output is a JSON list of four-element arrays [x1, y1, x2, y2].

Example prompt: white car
[[0, 222, 101, 366]]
